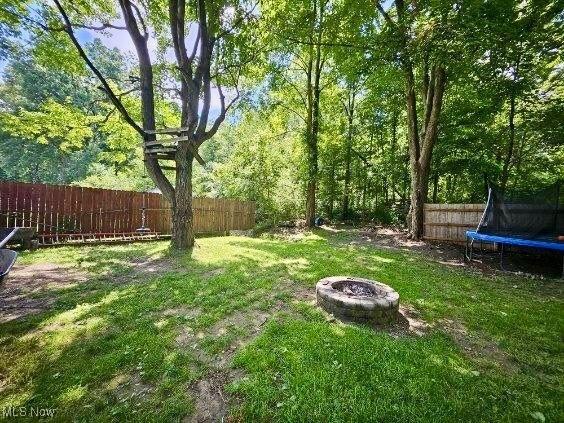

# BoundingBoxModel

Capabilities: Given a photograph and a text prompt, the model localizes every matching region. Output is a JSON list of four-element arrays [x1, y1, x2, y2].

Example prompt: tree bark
[[342, 89, 355, 220], [432, 172, 439, 202], [405, 66, 446, 240], [304, 52, 316, 227], [171, 141, 194, 249], [377, 0, 447, 240], [304, 0, 326, 228], [500, 89, 517, 192]]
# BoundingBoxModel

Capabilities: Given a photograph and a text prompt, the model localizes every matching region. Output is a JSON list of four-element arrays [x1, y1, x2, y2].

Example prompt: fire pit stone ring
[[316, 276, 399, 325]]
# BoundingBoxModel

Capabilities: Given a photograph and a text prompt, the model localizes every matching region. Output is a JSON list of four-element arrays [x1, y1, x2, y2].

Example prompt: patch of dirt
[[386, 304, 432, 337], [0, 256, 176, 324], [201, 268, 226, 279], [278, 278, 315, 302], [111, 372, 155, 403], [176, 286, 315, 423], [350, 225, 467, 266], [439, 318, 518, 372], [162, 306, 202, 319], [185, 372, 229, 423], [177, 307, 277, 423], [0, 263, 89, 323], [329, 224, 562, 279], [177, 308, 272, 368], [114, 257, 178, 282]]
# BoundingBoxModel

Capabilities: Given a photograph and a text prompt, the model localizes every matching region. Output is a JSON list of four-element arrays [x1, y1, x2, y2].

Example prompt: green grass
[[1, 230, 562, 422]]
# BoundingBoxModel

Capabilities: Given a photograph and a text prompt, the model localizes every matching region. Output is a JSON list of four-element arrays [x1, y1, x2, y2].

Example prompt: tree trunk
[[327, 160, 336, 219], [304, 0, 325, 228], [406, 66, 446, 240], [342, 90, 355, 221], [432, 172, 439, 203], [171, 142, 194, 249], [500, 90, 516, 192], [304, 61, 316, 226], [376, 1, 446, 239], [409, 162, 429, 239], [342, 122, 353, 220]]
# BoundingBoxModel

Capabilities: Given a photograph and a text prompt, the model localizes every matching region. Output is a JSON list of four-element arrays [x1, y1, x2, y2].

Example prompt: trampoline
[[465, 182, 563, 276]]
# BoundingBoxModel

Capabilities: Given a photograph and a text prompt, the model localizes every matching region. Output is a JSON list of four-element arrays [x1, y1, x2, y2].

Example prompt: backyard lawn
[[0, 230, 562, 422]]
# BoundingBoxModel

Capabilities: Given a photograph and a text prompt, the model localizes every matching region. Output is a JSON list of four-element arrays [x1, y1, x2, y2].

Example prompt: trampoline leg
[[465, 237, 469, 261], [465, 237, 474, 262], [500, 244, 505, 271], [464, 237, 468, 261]]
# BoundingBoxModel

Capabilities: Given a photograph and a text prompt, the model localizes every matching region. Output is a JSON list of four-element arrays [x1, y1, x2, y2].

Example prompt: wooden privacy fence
[[423, 203, 485, 244], [0, 181, 255, 244]]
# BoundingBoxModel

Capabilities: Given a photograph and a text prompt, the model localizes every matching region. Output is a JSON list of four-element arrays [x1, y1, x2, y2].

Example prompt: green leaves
[[0, 99, 95, 152]]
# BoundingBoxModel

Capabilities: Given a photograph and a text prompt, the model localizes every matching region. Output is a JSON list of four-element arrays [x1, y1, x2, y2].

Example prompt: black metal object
[[0, 228, 18, 249], [136, 194, 152, 233], [0, 249, 17, 283], [0, 228, 18, 282]]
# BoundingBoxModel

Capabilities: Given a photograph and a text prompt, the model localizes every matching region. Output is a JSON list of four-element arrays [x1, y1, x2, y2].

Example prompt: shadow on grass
[[0, 234, 562, 422]]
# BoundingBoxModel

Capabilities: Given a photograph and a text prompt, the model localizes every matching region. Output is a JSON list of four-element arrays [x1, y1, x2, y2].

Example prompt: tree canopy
[[0, 0, 562, 239]]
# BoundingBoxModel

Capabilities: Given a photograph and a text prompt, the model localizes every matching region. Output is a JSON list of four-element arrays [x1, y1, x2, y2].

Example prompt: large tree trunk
[[304, 60, 316, 227], [342, 90, 355, 221], [304, 0, 325, 228], [171, 141, 195, 249], [409, 161, 430, 239], [305, 75, 320, 227], [405, 66, 446, 240], [305, 69, 322, 227], [500, 90, 517, 192], [376, 1, 446, 240]]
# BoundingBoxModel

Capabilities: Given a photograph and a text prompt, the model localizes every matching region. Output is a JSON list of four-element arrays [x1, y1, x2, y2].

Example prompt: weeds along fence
[[423, 203, 485, 244], [0, 181, 255, 245]]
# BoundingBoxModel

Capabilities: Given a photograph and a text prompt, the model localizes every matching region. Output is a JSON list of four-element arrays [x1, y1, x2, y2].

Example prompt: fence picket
[[0, 181, 254, 244], [423, 203, 485, 243]]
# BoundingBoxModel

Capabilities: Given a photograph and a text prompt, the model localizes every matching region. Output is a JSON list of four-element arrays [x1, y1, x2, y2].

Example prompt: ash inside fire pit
[[316, 276, 399, 326], [334, 281, 375, 297]]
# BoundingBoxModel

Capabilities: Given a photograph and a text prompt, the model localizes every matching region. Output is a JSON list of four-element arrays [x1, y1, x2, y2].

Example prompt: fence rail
[[0, 181, 255, 244], [423, 203, 485, 243]]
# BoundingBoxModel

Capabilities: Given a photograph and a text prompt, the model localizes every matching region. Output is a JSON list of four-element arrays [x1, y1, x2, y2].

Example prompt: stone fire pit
[[316, 276, 399, 325]]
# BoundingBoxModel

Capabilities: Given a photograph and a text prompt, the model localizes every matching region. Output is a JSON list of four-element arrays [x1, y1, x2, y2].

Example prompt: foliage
[[0, 0, 562, 222]]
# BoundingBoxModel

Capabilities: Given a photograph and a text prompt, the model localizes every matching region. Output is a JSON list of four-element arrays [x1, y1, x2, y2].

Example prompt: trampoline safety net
[[477, 182, 564, 241]]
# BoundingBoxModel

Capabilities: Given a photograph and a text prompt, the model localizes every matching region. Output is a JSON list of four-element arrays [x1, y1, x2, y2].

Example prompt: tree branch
[[196, 84, 240, 144], [375, 1, 396, 26], [0, 7, 127, 32], [216, 1, 259, 40], [52, 0, 144, 136]]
